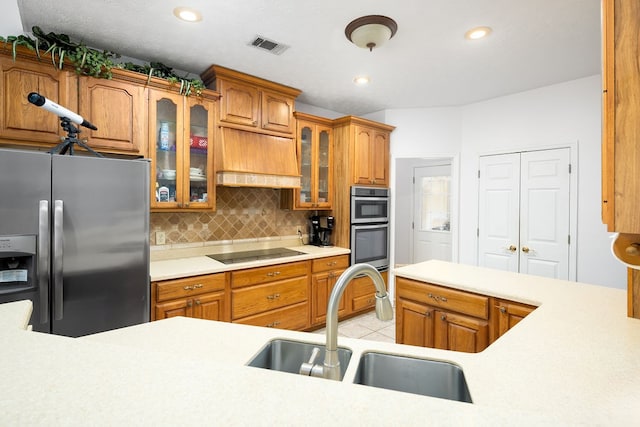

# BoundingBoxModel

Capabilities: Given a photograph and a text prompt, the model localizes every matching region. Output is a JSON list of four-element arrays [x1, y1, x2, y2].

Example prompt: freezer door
[[0, 149, 52, 332], [51, 154, 150, 337]]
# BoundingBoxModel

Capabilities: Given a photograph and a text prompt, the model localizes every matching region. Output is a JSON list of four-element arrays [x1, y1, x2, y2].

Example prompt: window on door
[[420, 175, 450, 231]]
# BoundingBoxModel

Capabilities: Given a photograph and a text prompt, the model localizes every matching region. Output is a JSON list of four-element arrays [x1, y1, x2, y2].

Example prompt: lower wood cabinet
[[230, 260, 310, 330], [396, 277, 532, 353], [310, 255, 349, 326], [234, 301, 309, 330], [396, 298, 435, 347], [491, 298, 537, 342], [152, 273, 226, 321], [151, 255, 387, 332]]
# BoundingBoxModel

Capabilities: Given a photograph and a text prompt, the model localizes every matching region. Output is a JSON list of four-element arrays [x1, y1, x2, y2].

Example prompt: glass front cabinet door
[[150, 89, 216, 211], [293, 113, 333, 210]]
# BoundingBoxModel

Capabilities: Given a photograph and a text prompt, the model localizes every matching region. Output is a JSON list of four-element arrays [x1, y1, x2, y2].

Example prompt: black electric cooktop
[[207, 247, 305, 265]]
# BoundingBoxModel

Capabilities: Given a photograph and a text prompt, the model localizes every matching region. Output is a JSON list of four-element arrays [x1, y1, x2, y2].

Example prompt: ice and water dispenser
[[0, 235, 36, 294]]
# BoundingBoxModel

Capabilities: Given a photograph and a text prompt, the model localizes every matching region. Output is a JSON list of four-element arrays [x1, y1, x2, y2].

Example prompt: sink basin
[[354, 352, 472, 403], [246, 339, 353, 380]]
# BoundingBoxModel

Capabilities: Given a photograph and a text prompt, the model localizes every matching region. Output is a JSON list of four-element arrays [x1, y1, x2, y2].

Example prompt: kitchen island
[[1, 260, 639, 425]]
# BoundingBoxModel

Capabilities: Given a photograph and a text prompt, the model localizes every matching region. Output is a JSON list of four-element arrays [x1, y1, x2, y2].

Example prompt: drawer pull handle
[[327, 261, 337, 266], [428, 293, 447, 303], [183, 285, 194, 291], [266, 321, 281, 328], [194, 284, 203, 289], [266, 271, 281, 277], [266, 293, 281, 300]]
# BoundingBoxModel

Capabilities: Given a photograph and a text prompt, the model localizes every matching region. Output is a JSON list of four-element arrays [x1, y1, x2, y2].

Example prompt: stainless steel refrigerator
[[0, 148, 150, 337]]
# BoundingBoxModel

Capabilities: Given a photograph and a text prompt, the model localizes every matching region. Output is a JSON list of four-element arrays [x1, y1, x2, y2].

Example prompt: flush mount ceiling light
[[354, 75, 371, 85], [173, 7, 203, 22], [465, 26, 492, 40], [345, 15, 398, 51]]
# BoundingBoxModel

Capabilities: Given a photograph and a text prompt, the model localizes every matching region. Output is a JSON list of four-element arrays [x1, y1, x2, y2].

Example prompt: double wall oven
[[350, 186, 390, 271]]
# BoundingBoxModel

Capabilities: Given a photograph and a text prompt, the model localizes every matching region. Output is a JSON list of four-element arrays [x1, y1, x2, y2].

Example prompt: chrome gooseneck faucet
[[300, 263, 394, 380]]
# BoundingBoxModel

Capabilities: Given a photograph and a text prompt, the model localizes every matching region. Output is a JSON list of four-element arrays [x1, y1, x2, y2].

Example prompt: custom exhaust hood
[[215, 127, 301, 188]]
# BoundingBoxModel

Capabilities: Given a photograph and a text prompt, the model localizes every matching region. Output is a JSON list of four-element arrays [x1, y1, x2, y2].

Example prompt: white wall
[[459, 75, 624, 288], [384, 75, 626, 289], [295, 101, 346, 120], [0, 1, 22, 35]]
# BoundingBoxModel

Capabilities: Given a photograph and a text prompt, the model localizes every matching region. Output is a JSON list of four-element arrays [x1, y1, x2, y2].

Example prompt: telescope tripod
[[49, 117, 103, 157]]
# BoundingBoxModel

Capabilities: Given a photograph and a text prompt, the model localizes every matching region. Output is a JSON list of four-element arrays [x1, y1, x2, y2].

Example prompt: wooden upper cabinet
[[217, 79, 260, 127], [201, 65, 300, 137], [77, 74, 146, 155], [601, 0, 640, 233], [0, 52, 76, 146], [353, 126, 390, 186], [261, 89, 295, 133], [281, 112, 333, 210], [353, 126, 373, 184]]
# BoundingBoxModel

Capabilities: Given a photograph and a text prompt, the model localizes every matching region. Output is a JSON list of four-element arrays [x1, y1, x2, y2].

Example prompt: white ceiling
[[15, 0, 601, 116]]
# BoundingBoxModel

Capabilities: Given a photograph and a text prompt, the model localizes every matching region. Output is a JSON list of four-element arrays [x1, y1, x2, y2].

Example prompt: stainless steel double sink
[[247, 339, 472, 403]]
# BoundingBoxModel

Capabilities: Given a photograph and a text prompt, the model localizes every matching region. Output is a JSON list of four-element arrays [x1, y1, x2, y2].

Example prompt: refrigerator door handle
[[53, 200, 64, 320], [38, 200, 50, 324]]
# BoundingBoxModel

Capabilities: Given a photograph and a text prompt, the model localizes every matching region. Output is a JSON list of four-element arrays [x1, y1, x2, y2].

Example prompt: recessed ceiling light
[[173, 7, 202, 22], [465, 26, 492, 40], [354, 76, 370, 85]]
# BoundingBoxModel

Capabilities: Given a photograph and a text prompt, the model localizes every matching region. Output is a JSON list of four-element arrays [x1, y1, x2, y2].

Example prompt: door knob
[[522, 246, 530, 253], [508, 245, 517, 252]]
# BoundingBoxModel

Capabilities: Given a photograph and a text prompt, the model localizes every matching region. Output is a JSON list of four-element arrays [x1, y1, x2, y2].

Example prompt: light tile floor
[[312, 310, 396, 343]]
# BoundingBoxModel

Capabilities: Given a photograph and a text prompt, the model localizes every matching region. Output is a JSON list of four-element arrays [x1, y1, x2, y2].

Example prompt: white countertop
[[1, 260, 640, 425], [150, 244, 350, 281]]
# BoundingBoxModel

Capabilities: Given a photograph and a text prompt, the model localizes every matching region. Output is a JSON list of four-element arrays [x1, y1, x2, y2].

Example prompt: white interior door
[[412, 164, 452, 263], [478, 153, 521, 272], [519, 149, 570, 279], [478, 148, 571, 280]]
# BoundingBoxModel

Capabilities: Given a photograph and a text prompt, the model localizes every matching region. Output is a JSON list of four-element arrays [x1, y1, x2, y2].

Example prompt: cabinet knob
[[508, 245, 517, 252], [195, 300, 201, 305], [440, 314, 447, 321], [187, 300, 193, 307], [425, 311, 431, 317], [522, 246, 531, 253], [499, 306, 507, 314], [626, 243, 640, 256]]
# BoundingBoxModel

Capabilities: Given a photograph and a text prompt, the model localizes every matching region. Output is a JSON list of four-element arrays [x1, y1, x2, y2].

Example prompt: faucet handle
[[299, 347, 322, 376]]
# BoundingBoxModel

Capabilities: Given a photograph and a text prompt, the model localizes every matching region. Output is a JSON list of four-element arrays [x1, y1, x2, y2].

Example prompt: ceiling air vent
[[249, 35, 289, 55]]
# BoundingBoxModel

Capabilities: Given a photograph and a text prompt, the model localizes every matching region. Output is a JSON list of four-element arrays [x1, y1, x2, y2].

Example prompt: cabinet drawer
[[311, 255, 349, 273], [233, 302, 309, 331], [155, 274, 225, 302], [351, 271, 388, 297], [231, 276, 308, 319], [231, 261, 309, 288], [352, 294, 376, 312], [396, 278, 489, 320]]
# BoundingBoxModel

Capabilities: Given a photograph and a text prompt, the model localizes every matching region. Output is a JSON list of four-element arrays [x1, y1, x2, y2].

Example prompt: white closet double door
[[478, 148, 570, 279]]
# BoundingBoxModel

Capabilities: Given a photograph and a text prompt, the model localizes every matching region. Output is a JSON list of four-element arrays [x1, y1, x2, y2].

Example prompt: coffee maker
[[309, 215, 334, 247]]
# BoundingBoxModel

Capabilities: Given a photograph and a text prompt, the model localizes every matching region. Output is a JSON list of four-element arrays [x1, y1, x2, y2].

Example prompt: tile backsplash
[[151, 187, 311, 245]]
